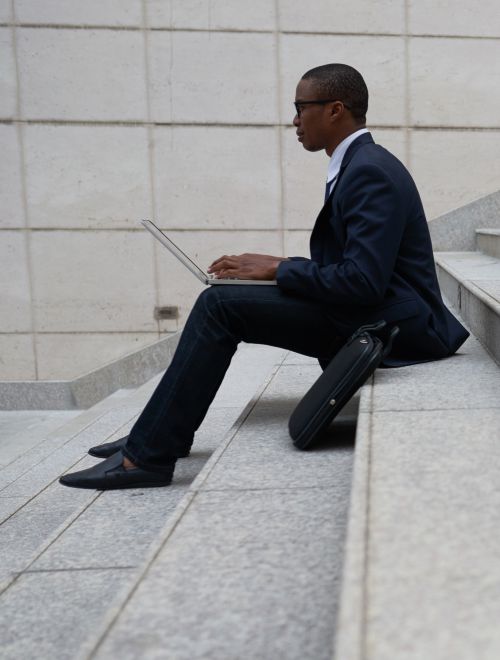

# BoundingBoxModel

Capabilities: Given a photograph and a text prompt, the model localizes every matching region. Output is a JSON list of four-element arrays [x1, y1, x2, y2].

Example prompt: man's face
[[293, 77, 337, 154]]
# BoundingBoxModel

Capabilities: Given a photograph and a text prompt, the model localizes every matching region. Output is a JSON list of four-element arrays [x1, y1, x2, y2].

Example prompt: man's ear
[[329, 101, 343, 122]]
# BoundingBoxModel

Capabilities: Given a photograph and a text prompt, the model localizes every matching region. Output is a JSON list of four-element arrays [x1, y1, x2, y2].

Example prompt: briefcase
[[289, 321, 399, 450]]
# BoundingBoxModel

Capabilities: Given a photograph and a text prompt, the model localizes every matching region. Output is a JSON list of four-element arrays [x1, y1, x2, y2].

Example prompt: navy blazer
[[276, 132, 469, 366]]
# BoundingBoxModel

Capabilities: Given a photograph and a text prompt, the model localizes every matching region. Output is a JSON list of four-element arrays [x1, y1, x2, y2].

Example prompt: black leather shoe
[[88, 435, 190, 459], [59, 452, 174, 490]]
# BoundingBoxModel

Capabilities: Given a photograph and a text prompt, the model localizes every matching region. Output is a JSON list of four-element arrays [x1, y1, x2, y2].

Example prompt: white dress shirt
[[325, 127, 369, 198]]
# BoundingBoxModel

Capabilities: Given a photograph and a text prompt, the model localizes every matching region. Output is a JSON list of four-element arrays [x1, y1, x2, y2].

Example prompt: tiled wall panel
[[278, 0, 404, 35], [0, 231, 32, 332], [30, 231, 157, 332], [149, 31, 278, 124], [0, 125, 25, 228], [0, 28, 16, 118], [409, 0, 500, 38], [0, 335, 36, 380], [17, 28, 148, 120], [0, 0, 12, 22], [411, 130, 500, 219], [14, 0, 143, 27], [410, 38, 500, 127], [153, 126, 281, 230], [24, 125, 151, 229], [147, 0, 276, 31]]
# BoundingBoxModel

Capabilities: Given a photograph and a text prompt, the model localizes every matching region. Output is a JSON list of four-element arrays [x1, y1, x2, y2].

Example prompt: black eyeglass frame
[[294, 99, 352, 117]]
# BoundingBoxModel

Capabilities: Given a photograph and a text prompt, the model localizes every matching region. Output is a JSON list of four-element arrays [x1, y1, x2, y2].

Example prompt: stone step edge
[[0, 332, 180, 411], [434, 253, 500, 315], [331, 381, 373, 660], [76, 354, 286, 660], [476, 228, 500, 236]]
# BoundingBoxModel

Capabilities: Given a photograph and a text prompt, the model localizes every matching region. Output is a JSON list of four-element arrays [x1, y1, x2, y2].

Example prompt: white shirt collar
[[326, 127, 369, 183]]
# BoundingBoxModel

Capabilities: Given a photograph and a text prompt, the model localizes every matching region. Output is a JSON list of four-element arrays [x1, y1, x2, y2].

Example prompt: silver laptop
[[141, 220, 277, 286]]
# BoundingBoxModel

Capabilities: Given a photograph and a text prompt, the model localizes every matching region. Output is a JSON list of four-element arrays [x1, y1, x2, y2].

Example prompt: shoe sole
[[88, 448, 190, 459], [59, 477, 172, 490]]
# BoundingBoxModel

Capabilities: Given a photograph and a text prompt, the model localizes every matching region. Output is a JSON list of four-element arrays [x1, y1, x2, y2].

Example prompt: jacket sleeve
[[276, 164, 406, 306]]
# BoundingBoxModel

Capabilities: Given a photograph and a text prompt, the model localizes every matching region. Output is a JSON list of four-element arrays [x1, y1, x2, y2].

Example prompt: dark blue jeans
[[123, 285, 346, 473]]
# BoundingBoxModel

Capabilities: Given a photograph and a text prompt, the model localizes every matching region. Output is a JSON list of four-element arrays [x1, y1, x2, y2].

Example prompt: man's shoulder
[[348, 139, 413, 183]]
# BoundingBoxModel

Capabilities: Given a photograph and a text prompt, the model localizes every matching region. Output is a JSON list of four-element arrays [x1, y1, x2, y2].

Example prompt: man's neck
[[326, 124, 366, 157]]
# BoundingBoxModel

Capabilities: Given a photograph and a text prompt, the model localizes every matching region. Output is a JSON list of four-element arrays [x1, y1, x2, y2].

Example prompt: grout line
[[0, 226, 294, 232], [360, 377, 375, 660], [0, 489, 102, 596], [141, 0, 162, 341], [1, 23, 500, 40], [9, 9, 39, 379], [1, 118, 500, 131], [273, 0, 286, 257], [22, 566, 136, 574], [404, 0, 411, 170]]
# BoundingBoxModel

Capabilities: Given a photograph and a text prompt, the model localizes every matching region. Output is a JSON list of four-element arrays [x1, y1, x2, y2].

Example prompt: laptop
[[141, 220, 278, 286]]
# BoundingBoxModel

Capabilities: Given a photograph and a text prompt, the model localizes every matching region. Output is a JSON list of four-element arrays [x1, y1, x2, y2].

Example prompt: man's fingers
[[208, 255, 241, 271]]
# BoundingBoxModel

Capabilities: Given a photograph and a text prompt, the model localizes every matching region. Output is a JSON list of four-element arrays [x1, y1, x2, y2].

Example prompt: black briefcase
[[289, 321, 399, 450]]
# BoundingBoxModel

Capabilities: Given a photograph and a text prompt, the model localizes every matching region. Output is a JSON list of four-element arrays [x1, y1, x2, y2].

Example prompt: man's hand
[[207, 253, 289, 281]]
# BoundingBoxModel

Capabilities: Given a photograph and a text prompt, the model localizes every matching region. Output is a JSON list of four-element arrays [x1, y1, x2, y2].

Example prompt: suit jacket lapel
[[323, 132, 374, 206]]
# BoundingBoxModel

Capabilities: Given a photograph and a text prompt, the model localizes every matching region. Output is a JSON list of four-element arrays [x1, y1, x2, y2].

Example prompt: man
[[60, 63, 468, 490]]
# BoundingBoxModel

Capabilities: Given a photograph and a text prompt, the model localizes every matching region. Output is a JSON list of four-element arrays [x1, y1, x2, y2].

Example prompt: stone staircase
[[435, 228, 500, 364], [2, 193, 500, 659]]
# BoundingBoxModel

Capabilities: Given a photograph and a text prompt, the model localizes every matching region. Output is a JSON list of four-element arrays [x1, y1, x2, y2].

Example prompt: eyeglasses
[[294, 99, 352, 117]]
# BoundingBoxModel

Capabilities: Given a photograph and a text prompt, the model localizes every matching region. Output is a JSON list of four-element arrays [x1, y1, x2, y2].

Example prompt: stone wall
[[1, 1, 500, 379]]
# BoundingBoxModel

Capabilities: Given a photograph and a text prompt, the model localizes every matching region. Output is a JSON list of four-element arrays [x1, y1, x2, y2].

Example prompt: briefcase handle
[[351, 320, 400, 358]]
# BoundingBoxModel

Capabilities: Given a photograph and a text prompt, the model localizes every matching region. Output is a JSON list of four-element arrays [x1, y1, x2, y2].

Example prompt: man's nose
[[293, 113, 300, 127]]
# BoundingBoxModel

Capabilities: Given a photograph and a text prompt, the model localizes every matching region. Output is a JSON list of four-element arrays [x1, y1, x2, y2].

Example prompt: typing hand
[[207, 253, 289, 281]]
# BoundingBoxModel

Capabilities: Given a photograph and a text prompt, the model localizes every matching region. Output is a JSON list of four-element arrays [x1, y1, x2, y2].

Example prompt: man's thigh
[[202, 284, 346, 361]]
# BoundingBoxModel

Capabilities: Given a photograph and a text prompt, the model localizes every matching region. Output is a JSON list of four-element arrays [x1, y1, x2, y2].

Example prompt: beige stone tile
[[17, 28, 148, 120], [0, 1, 12, 22], [154, 230, 283, 326], [283, 230, 310, 258], [370, 128, 407, 166], [30, 230, 157, 332], [0, 231, 32, 332], [152, 126, 281, 230], [15, 0, 143, 26], [147, 0, 276, 30], [278, 0, 404, 35], [280, 34, 406, 126], [0, 334, 36, 380], [0, 27, 16, 118], [281, 126, 327, 230], [35, 332, 157, 380], [0, 125, 25, 228], [409, 0, 500, 38], [24, 125, 151, 229], [149, 31, 278, 123], [410, 130, 500, 219], [409, 38, 500, 127]]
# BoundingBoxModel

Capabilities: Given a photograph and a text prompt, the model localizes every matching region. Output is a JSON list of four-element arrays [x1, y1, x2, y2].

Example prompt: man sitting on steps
[[60, 63, 469, 491]]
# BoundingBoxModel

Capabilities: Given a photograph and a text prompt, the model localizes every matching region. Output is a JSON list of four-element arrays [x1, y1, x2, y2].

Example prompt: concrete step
[[0, 410, 80, 469], [0, 344, 287, 659], [334, 328, 500, 660], [82, 354, 357, 660], [434, 251, 500, 363], [476, 227, 500, 258]]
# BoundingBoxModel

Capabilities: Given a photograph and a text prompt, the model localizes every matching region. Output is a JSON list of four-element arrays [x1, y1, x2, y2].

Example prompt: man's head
[[294, 63, 368, 156]]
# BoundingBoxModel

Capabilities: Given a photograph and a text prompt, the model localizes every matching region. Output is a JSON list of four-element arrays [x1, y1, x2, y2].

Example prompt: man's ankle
[[122, 456, 136, 470]]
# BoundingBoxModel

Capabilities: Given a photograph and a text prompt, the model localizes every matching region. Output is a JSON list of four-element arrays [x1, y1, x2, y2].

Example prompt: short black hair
[[301, 63, 368, 124]]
